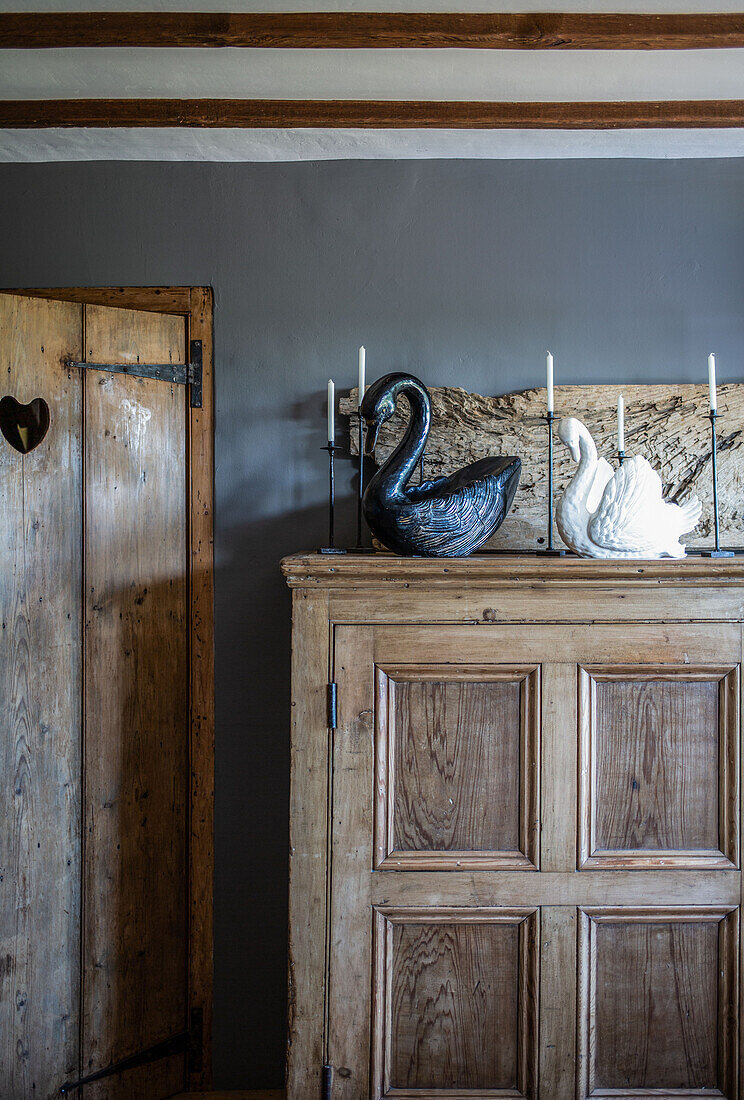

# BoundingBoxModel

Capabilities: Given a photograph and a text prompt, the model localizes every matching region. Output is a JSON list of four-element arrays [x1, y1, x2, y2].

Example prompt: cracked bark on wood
[[341, 384, 743, 550]]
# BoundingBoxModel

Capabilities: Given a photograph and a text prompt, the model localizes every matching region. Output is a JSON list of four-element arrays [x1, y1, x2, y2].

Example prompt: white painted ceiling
[[2, 1, 744, 161], [4, 48, 744, 101]]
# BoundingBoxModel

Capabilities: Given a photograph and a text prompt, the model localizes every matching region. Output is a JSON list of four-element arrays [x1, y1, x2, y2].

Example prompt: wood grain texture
[[373, 908, 537, 1096], [579, 667, 739, 870], [288, 564, 744, 1096], [578, 907, 738, 1097], [4, 12, 744, 50], [373, 623, 740, 667], [345, 381, 744, 551], [283, 552, 744, 588], [371, 870, 741, 910], [390, 921, 520, 1089], [286, 590, 330, 1099], [4, 99, 744, 131], [538, 907, 576, 1100], [330, 586, 744, 626], [0, 294, 83, 1099], [541, 664, 577, 873], [10, 287, 193, 314], [187, 286, 215, 1090], [375, 665, 539, 870], [328, 626, 376, 1099], [82, 304, 188, 1098]]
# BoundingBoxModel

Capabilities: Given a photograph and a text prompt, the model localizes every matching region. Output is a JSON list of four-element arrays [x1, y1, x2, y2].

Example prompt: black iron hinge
[[59, 1008, 203, 1093], [327, 681, 337, 730], [322, 1063, 333, 1100], [64, 338, 203, 409]]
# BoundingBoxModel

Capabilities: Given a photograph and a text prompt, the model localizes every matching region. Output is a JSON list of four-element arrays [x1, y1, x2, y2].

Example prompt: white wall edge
[[3, 126, 744, 162]]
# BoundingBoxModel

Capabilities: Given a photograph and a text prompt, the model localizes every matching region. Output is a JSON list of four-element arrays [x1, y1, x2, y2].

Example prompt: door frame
[[6, 285, 215, 1090]]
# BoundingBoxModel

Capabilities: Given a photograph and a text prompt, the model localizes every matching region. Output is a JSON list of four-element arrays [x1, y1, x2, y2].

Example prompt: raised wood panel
[[0, 294, 83, 1097], [82, 305, 188, 1097], [373, 908, 538, 1098], [579, 666, 739, 870], [578, 907, 739, 1099], [375, 665, 539, 870]]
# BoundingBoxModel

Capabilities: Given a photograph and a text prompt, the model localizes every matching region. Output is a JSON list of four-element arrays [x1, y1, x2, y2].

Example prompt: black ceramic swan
[[361, 373, 521, 557]]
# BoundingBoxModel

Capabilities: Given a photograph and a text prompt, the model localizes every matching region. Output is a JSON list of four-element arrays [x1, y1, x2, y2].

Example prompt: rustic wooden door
[[329, 623, 741, 1099], [0, 291, 213, 1099]]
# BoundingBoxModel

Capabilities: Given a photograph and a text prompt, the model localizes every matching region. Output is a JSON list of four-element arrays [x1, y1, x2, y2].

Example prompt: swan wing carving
[[402, 475, 507, 556], [588, 456, 664, 551], [585, 456, 615, 515]]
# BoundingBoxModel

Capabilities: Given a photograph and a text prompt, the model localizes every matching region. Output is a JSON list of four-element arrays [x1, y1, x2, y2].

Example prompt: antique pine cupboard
[[282, 553, 744, 1100]]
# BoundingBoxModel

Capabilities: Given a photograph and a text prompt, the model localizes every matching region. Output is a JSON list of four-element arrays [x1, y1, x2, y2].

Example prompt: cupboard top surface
[[281, 551, 744, 589]]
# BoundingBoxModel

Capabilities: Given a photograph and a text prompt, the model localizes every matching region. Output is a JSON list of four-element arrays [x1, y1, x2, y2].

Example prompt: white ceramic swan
[[556, 417, 702, 559]]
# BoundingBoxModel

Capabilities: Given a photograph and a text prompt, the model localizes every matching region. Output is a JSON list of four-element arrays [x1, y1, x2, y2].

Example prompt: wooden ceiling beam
[[2, 98, 743, 129], [2, 11, 744, 50]]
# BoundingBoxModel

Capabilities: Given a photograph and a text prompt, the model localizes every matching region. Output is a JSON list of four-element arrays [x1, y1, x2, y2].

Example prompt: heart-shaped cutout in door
[[0, 396, 50, 454]]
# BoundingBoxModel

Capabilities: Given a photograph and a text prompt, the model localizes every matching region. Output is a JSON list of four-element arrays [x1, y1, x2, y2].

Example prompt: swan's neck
[[569, 427, 598, 509], [374, 379, 430, 497]]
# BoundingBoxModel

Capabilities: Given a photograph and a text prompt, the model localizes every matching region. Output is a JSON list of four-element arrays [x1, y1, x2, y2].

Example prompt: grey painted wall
[[1, 158, 743, 1087]]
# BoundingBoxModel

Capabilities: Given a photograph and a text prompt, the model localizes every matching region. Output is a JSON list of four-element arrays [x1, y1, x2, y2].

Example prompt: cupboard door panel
[[375, 665, 539, 871], [578, 907, 739, 1099], [326, 622, 742, 1100], [373, 908, 538, 1098], [579, 665, 739, 870]]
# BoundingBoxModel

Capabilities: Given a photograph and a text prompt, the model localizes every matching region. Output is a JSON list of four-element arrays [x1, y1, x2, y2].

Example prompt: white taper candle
[[358, 346, 366, 408], [546, 351, 554, 414], [708, 353, 717, 412], [617, 393, 625, 452], [327, 378, 335, 442]]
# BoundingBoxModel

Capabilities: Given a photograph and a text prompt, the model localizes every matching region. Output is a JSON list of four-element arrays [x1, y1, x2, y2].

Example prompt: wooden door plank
[[0, 294, 83, 1097], [327, 626, 375, 1098], [82, 304, 189, 1099]]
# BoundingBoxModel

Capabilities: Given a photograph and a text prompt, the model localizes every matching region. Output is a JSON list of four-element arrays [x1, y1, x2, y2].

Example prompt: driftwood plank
[[343, 384, 744, 549]]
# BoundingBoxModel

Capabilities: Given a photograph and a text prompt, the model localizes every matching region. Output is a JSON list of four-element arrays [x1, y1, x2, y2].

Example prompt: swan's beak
[[567, 439, 580, 462], [364, 418, 382, 455]]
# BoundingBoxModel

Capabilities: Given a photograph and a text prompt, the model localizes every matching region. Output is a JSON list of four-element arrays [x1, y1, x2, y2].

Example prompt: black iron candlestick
[[354, 412, 365, 549], [701, 409, 733, 557], [536, 411, 566, 555], [319, 442, 346, 555], [617, 449, 626, 466]]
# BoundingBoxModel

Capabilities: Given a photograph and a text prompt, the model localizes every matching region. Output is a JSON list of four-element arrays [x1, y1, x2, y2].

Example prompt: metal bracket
[[327, 682, 337, 730], [65, 338, 203, 409], [59, 1008, 203, 1093]]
